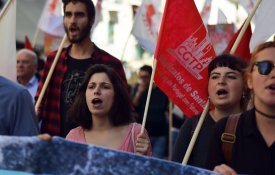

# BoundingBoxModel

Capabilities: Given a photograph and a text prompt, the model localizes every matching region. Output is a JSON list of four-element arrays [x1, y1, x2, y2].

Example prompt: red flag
[[154, 0, 216, 117], [224, 21, 252, 61], [24, 35, 34, 51]]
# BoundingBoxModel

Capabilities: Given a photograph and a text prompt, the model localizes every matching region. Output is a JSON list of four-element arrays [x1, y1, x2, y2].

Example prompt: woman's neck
[[254, 105, 275, 119], [91, 116, 113, 131], [254, 106, 275, 146], [211, 106, 242, 122]]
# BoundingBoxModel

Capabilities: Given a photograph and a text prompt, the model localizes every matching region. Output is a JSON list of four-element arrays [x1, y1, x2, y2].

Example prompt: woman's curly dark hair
[[67, 64, 135, 130]]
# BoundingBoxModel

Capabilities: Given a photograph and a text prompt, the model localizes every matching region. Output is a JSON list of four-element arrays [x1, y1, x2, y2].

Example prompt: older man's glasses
[[253, 60, 275, 75]]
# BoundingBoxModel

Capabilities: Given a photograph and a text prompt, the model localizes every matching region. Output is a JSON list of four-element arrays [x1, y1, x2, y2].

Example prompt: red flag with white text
[[154, 0, 216, 117]]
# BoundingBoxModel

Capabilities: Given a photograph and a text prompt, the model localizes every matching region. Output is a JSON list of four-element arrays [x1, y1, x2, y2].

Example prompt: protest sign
[[0, 136, 216, 175]]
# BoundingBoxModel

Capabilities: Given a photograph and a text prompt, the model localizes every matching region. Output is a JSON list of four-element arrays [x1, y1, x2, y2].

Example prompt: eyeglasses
[[253, 60, 275, 75]]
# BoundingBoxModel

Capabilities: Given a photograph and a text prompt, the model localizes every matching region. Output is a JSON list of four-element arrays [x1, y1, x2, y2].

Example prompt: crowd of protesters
[[1, 0, 275, 174]]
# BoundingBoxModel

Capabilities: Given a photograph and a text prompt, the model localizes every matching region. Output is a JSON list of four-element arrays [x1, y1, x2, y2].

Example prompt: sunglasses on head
[[253, 60, 275, 75]]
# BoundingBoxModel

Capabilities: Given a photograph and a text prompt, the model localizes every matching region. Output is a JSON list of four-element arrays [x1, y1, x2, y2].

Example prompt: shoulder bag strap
[[221, 113, 241, 165]]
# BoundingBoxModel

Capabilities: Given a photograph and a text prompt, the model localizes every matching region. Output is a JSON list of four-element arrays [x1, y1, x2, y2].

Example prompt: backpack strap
[[221, 113, 241, 164]]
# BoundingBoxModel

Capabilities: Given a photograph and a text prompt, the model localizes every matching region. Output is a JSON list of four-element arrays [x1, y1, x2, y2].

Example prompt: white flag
[[250, 0, 275, 52], [0, 0, 16, 81], [239, 0, 256, 14], [199, 0, 212, 25], [38, 0, 64, 37], [217, 9, 227, 24], [131, 0, 162, 53]]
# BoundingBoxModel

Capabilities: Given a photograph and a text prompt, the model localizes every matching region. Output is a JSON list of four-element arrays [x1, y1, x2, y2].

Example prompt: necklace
[[255, 107, 275, 119]]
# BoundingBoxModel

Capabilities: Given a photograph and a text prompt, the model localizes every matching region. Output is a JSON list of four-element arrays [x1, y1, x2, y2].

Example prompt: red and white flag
[[224, 20, 252, 62], [131, 0, 162, 53], [38, 0, 65, 55], [250, 0, 275, 52], [0, 0, 16, 81], [154, 0, 216, 117], [38, 0, 64, 37], [199, 0, 212, 24], [207, 23, 234, 55]]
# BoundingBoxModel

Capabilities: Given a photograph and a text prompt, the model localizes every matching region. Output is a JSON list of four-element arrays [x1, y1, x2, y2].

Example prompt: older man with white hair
[[16, 48, 39, 103]]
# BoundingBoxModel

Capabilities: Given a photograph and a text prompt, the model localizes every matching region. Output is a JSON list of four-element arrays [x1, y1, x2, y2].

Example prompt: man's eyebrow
[[64, 11, 72, 14]]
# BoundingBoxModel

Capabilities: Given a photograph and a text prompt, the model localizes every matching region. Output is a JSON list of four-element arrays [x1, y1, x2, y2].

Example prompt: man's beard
[[65, 23, 92, 44]]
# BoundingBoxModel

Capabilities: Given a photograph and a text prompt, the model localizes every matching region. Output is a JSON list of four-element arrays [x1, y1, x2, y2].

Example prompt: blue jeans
[[150, 136, 167, 159]]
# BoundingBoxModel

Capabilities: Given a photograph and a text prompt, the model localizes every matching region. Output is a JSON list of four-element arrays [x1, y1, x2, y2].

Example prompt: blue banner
[[0, 136, 216, 175]]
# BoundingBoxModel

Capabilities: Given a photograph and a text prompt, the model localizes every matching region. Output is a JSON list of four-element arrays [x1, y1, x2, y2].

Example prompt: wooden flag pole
[[32, 27, 40, 48], [230, 0, 262, 54], [35, 35, 67, 110], [168, 100, 173, 160], [182, 99, 210, 164], [0, 0, 13, 21], [120, 30, 131, 62], [140, 58, 157, 134], [182, 0, 262, 165]]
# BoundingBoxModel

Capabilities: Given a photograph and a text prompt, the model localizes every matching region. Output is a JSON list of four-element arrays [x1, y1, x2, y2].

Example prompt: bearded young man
[[36, 0, 126, 137]]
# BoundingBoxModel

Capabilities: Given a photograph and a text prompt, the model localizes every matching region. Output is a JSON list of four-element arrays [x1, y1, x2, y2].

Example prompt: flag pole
[[120, 0, 141, 62], [32, 27, 40, 48], [120, 30, 131, 62], [140, 58, 157, 134], [0, 0, 13, 21], [182, 99, 210, 164], [168, 100, 173, 160], [35, 34, 67, 111], [230, 0, 262, 54]]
